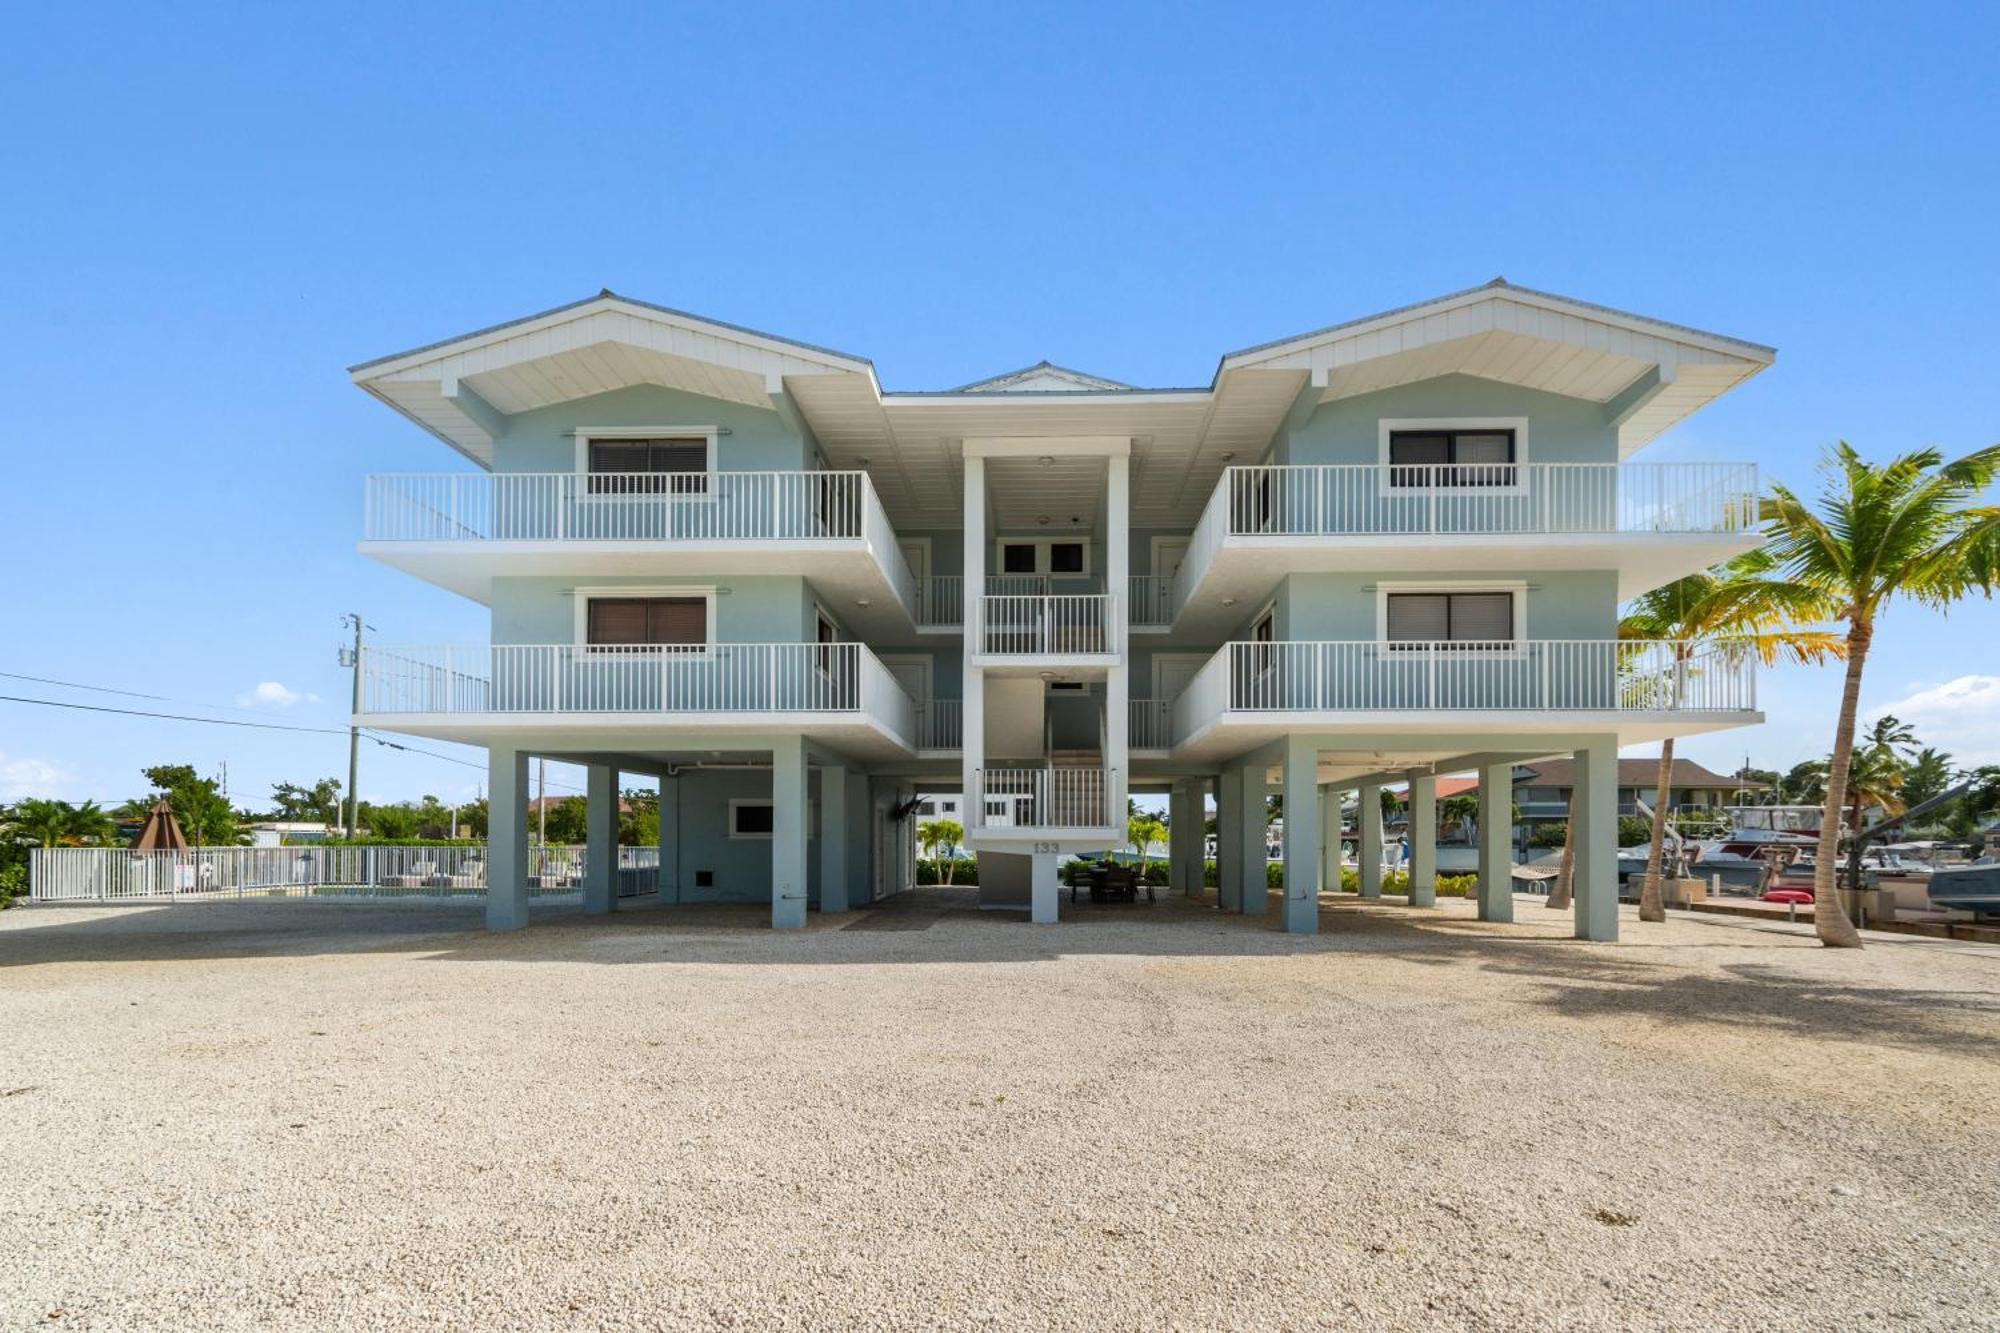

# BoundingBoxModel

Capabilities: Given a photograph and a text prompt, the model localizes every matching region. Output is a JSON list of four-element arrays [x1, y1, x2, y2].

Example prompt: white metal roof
[[351, 281, 1774, 522]]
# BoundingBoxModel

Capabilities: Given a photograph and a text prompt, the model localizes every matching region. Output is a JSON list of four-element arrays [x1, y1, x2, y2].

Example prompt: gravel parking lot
[[3, 891, 1997, 1331]]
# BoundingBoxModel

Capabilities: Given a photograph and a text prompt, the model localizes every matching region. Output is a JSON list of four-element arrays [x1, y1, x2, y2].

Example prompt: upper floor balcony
[[361, 471, 920, 639], [1170, 462, 1760, 635], [355, 640, 918, 760], [1167, 637, 1759, 760], [970, 590, 1119, 672]]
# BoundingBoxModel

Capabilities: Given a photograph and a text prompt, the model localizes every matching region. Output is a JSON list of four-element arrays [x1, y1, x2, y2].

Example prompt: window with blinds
[[1387, 429, 1517, 488], [1385, 592, 1514, 649], [584, 596, 708, 650], [586, 438, 711, 495]]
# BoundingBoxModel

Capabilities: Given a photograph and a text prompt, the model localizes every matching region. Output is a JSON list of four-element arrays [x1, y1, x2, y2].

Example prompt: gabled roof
[[947, 361, 1136, 394], [350, 278, 1774, 474], [1216, 278, 1776, 455]]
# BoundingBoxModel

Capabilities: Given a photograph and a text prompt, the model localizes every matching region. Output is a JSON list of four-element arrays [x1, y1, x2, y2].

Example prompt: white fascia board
[[1219, 283, 1775, 375], [349, 294, 876, 386]]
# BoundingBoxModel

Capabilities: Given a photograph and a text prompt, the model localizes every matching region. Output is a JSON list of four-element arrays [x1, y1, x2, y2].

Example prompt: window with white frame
[[729, 800, 774, 838], [1384, 591, 1516, 650], [585, 596, 709, 651]]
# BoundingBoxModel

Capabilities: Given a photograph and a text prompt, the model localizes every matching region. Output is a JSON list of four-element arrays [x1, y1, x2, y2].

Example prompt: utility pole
[[340, 613, 367, 839]]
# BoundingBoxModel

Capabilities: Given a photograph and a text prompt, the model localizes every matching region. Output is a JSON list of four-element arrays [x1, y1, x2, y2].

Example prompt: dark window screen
[[1386, 592, 1514, 648], [586, 597, 707, 648], [1387, 429, 1517, 488], [587, 438, 710, 494]]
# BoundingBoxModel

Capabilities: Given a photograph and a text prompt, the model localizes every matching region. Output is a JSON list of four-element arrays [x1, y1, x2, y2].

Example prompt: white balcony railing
[[915, 575, 964, 629], [360, 642, 918, 744], [1171, 638, 1755, 741], [1128, 576, 1174, 629], [976, 767, 1116, 830], [363, 471, 917, 619], [976, 594, 1116, 656], [915, 698, 963, 749], [1129, 698, 1172, 750], [1176, 462, 1759, 613]]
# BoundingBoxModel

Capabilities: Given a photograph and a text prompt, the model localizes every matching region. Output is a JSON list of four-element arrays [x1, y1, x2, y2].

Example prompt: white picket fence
[[29, 845, 661, 903]]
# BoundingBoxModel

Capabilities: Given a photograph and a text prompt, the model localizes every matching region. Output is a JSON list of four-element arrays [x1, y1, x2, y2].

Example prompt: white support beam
[[1357, 783, 1383, 900], [1238, 760, 1267, 917]]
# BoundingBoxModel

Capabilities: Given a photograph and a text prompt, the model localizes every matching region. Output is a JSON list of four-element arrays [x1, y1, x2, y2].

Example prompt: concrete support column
[[1358, 783, 1383, 900], [1216, 768, 1242, 911], [1573, 736, 1620, 942], [819, 764, 849, 914], [771, 737, 808, 929], [1168, 780, 1194, 895], [1237, 760, 1267, 917], [583, 762, 618, 916], [1281, 736, 1320, 934], [1314, 787, 1335, 889], [1104, 453, 1130, 824], [1030, 850, 1059, 924], [962, 454, 986, 837], [486, 745, 529, 932], [1476, 761, 1514, 923], [1406, 771, 1437, 908]]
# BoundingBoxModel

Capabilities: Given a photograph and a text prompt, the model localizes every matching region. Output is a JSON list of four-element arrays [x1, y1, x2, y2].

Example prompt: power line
[[0, 693, 350, 734], [0, 670, 171, 701], [0, 691, 590, 795]]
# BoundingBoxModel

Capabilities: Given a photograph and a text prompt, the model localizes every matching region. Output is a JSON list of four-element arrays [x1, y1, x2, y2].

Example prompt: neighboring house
[[349, 279, 1770, 939], [244, 821, 340, 848], [1513, 758, 1764, 830]]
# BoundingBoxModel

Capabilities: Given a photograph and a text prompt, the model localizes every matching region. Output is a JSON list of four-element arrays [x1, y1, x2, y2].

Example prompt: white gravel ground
[[3, 890, 1998, 1332]]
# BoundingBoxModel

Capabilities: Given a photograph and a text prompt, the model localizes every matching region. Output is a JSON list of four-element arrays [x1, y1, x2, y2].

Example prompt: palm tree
[[62, 800, 116, 846], [1618, 551, 1844, 923], [1763, 441, 2000, 947], [9, 799, 73, 848], [1864, 714, 1919, 759], [1839, 744, 1907, 837], [915, 818, 962, 885], [1901, 746, 1956, 808], [1438, 793, 1479, 842], [1127, 812, 1167, 879]]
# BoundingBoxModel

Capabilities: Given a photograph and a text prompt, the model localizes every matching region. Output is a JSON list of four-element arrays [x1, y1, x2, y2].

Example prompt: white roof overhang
[[347, 292, 878, 467], [1218, 279, 1775, 456]]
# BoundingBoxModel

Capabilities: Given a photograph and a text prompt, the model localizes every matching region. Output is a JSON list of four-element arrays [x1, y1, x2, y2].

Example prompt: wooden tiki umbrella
[[129, 798, 188, 852]]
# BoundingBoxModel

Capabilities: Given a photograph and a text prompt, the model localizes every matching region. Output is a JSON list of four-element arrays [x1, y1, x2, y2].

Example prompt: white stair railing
[[975, 767, 1116, 829]]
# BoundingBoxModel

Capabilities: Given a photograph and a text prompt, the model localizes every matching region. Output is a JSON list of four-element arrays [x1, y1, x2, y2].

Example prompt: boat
[[1926, 859, 2000, 920], [1711, 804, 1822, 859]]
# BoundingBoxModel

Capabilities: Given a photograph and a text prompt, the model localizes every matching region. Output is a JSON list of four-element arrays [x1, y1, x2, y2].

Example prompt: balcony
[[972, 593, 1118, 669], [1169, 638, 1759, 758], [973, 767, 1118, 834], [914, 576, 964, 630], [1170, 462, 1761, 633], [356, 641, 919, 759], [914, 698, 963, 751], [361, 471, 919, 637], [1129, 698, 1172, 752]]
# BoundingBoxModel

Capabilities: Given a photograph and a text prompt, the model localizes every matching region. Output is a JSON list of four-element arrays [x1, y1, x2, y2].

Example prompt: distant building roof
[[1514, 758, 1761, 790]]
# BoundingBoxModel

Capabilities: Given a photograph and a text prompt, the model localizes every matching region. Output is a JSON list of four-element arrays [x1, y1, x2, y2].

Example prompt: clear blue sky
[[3, 3, 1997, 811]]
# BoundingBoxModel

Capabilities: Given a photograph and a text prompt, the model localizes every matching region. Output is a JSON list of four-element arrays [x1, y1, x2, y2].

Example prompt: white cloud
[[0, 753, 76, 802], [1865, 674, 2000, 766], [236, 681, 320, 708]]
